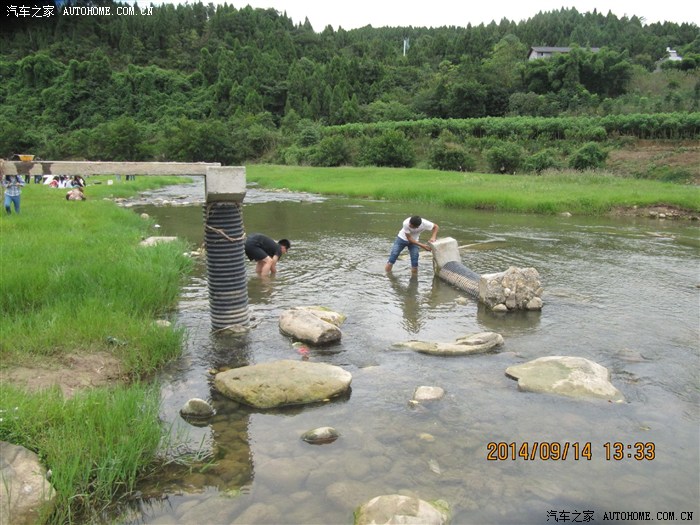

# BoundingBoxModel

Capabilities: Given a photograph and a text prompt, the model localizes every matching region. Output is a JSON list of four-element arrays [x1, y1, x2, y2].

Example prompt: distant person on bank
[[244, 233, 291, 276], [385, 215, 439, 275], [66, 187, 86, 201], [3, 174, 25, 215]]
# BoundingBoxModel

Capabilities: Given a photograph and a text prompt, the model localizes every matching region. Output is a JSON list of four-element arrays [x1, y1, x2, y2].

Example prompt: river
[[119, 179, 699, 525]]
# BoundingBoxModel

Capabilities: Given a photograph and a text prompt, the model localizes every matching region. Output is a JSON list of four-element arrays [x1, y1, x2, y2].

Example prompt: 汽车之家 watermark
[[546, 510, 695, 522], [7, 4, 154, 17], [7, 5, 55, 17]]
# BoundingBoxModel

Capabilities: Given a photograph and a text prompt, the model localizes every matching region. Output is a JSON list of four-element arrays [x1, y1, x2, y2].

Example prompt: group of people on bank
[[2, 172, 87, 215], [247, 214, 438, 278]]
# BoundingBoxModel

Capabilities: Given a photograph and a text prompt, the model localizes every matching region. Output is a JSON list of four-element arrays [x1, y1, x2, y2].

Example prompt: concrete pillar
[[430, 237, 461, 273], [204, 166, 249, 331]]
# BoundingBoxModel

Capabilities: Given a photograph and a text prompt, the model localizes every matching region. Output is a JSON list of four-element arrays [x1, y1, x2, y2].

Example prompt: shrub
[[297, 125, 321, 147], [523, 148, 561, 173], [359, 130, 415, 168], [564, 125, 607, 141], [280, 145, 311, 165], [568, 142, 608, 170], [429, 139, 475, 172], [310, 136, 351, 166], [659, 168, 693, 183], [485, 142, 524, 174]]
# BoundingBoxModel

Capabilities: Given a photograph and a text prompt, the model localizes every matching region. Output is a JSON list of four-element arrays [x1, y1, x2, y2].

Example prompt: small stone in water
[[301, 426, 340, 445]]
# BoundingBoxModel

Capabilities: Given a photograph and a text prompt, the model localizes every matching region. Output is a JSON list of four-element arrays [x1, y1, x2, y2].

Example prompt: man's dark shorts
[[245, 244, 268, 261]]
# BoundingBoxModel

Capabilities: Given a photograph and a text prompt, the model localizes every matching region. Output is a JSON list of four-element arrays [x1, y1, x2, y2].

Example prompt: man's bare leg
[[256, 257, 273, 276]]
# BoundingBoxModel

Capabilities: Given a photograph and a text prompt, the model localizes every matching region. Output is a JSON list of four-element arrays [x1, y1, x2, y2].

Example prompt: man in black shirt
[[244, 233, 291, 276]]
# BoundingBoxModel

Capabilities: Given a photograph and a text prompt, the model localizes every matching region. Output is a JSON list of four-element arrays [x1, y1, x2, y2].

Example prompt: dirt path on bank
[[1, 352, 126, 398]]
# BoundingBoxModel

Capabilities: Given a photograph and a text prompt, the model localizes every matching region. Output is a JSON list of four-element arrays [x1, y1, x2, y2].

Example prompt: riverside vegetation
[[246, 165, 700, 215], [2, 4, 699, 172], [0, 164, 698, 523], [0, 176, 194, 524]]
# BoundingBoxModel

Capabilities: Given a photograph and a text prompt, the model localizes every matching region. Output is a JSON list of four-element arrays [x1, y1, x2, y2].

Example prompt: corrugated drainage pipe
[[204, 202, 250, 330], [437, 260, 481, 300]]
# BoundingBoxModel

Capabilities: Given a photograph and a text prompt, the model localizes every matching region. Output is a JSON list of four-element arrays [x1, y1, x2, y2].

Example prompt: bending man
[[244, 233, 291, 276], [385, 215, 439, 275]]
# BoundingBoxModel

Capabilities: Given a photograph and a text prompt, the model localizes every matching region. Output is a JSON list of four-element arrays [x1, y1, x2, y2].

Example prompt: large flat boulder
[[505, 356, 624, 402], [214, 359, 352, 409]]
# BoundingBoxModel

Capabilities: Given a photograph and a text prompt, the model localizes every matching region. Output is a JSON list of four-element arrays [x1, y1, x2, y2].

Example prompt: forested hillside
[[1, 0, 699, 175]]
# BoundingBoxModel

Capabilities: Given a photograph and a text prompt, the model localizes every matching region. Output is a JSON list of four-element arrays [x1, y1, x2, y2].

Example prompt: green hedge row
[[324, 113, 700, 141]]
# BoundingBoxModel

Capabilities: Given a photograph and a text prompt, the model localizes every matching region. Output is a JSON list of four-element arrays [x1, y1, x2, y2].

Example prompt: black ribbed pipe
[[204, 202, 249, 329], [438, 260, 481, 299]]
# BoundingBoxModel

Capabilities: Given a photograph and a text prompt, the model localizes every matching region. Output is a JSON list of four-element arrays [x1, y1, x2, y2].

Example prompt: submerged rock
[[354, 494, 449, 525], [412, 386, 445, 402], [215, 359, 352, 409], [394, 332, 504, 356], [614, 348, 649, 363], [505, 356, 625, 402], [301, 426, 340, 445]]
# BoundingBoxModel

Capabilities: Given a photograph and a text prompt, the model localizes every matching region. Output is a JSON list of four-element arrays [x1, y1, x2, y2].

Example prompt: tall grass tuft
[[0, 383, 163, 524]]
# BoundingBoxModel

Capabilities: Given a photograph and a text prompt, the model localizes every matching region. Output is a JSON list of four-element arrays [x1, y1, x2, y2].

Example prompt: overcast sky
[[132, 0, 699, 29]]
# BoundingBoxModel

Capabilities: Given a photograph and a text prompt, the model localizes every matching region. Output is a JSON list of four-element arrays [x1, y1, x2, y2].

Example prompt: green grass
[[0, 383, 163, 524], [246, 165, 700, 214], [0, 176, 194, 523], [0, 176, 192, 372]]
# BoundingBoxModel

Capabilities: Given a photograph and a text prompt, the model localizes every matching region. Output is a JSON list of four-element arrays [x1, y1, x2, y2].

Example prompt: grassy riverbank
[[0, 176, 194, 523], [246, 165, 700, 215], [0, 176, 192, 369]]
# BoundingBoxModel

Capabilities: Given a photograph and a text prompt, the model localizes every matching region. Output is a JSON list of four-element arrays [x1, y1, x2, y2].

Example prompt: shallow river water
[[121, 180, 699, 525]]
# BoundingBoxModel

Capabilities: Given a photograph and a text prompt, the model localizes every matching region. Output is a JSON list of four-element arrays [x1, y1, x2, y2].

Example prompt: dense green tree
[[87, 117, 150, 161], [481, 34, 527, 91], [0, 2, 697, 163]]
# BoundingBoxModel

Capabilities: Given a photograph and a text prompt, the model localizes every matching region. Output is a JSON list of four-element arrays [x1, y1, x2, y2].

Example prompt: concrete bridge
[[3, 159, 249, 329]]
